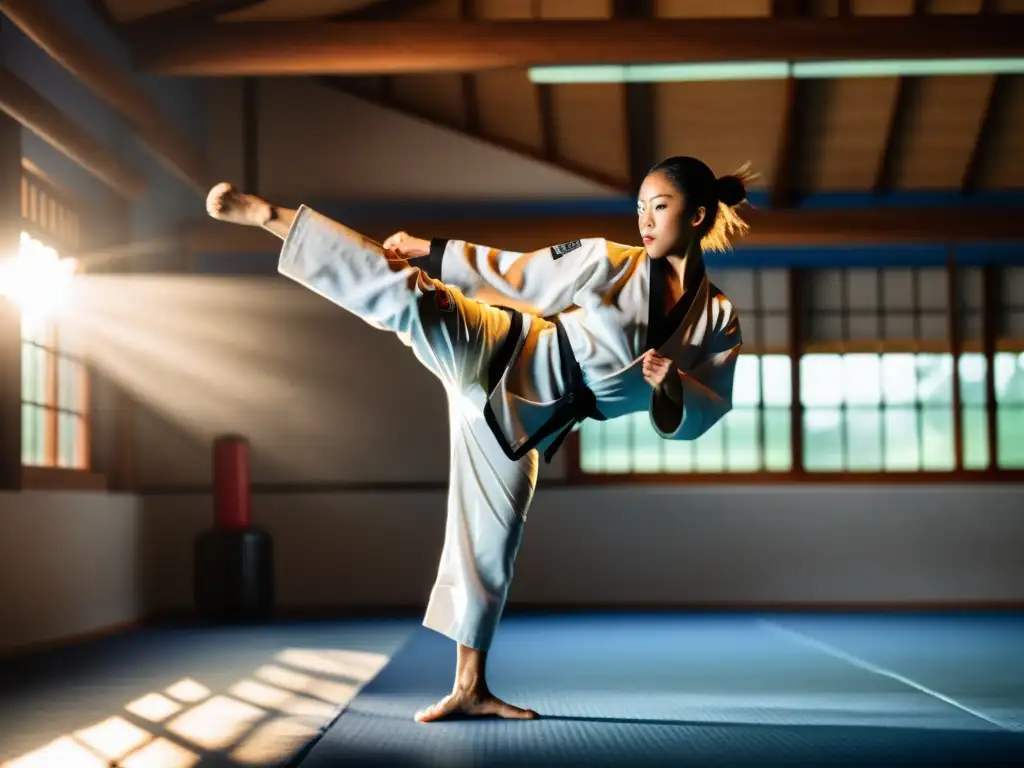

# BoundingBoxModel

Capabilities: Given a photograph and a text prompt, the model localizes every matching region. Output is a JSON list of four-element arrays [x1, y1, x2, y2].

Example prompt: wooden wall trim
[[571, 470, 1024, 486], [21, 467, 108, 491], [0, 0, 207, 193], [0, 66, 146, 200], [136, 467, 1024, 495]]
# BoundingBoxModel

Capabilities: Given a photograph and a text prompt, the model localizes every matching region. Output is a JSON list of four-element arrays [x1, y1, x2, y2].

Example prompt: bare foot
[[414, 688, 539, 723], [205, 182, 272, 227]]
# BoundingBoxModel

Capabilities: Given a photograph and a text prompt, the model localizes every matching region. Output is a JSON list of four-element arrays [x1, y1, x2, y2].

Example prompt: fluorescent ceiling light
[[794, 58, 1024, 78], [528, 58, 1024, 84], [529, 62, 791, 84]]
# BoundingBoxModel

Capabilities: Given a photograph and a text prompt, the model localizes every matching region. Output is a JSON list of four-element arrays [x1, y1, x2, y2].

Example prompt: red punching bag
[[213, 434, 251, 531]]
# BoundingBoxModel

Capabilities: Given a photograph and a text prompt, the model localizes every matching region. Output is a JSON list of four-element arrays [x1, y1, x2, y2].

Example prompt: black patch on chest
[[550, 240, 582, 259]]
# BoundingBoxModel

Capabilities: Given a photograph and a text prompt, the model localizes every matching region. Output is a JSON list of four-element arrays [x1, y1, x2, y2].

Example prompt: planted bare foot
[[205, 182, 272, 227], [414, 687, 539, 723]]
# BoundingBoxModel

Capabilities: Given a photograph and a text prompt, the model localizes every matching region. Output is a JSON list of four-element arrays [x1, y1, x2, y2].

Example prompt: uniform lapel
[[646, 254, 706, 352]]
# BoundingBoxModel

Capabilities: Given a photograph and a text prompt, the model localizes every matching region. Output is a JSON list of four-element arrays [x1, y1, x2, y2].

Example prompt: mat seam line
[[285, 626, 422, 767], [758, 619, 1016, 733]]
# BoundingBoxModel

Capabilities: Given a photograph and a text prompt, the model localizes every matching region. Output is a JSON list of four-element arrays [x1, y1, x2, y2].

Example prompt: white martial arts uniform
[[277, 207, 741, 652]]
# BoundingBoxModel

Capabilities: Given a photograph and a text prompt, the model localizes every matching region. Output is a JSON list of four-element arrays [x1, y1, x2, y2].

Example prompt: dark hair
[[646, 156, 755, 252]]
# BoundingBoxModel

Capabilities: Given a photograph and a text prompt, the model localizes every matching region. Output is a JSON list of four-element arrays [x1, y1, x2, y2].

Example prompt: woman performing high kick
[[205, 156, 749, 723]]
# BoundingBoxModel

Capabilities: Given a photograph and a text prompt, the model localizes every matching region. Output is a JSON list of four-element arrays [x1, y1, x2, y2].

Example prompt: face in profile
[[636, 170, 704, 259]]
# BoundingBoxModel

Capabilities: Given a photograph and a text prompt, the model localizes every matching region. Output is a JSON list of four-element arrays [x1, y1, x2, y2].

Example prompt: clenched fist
[[382, 231, 430, 259], [642, 349, 674, 389]]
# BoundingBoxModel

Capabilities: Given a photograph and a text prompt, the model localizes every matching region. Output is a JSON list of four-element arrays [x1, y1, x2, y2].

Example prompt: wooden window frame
[[568, 257, 1024, 485], [18, 167, 105, 491]]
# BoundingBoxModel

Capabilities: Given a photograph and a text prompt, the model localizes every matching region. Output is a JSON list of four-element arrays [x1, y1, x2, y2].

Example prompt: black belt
[[484, 308, 605, 464]]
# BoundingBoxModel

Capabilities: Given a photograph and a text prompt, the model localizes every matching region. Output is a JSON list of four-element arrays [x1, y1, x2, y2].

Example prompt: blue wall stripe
[[194, 241, 1024, 276], [303, 189, 1024, 223]]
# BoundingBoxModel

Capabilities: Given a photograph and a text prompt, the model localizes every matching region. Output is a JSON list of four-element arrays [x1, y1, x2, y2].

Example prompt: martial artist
[[205, 155, 748, 723]]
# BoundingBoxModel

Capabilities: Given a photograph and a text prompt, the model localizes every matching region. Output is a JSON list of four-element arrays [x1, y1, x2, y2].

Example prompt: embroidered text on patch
[[551, 240, 582, 259]]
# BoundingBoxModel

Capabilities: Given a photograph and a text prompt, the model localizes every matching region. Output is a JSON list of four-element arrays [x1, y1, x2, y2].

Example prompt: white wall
[[204, 78, 622, 202], [0, 492, 144, 653], [142, 485, 1024, 615]]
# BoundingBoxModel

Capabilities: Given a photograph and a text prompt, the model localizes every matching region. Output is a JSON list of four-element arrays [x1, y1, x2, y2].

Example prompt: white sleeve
[[650, 302, 743, 441], [425, 236, 631, 317]]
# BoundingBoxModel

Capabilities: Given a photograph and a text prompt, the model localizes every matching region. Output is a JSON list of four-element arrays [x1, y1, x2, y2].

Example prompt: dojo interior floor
[[2, 613, 1023, 766]]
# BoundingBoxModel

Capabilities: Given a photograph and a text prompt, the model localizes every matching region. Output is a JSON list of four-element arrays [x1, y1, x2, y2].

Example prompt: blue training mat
[[297, 614, 1024, 766]]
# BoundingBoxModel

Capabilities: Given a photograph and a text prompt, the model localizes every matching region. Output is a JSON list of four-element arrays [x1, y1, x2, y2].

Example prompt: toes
[[414, 695, 458, 723]]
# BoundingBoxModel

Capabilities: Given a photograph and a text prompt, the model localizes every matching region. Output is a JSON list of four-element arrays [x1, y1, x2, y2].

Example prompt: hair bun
[[716, 174, 746, 207]]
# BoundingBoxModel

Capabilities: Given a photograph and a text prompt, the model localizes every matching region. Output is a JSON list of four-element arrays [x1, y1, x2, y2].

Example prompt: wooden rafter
[[874, 76, 918, 193], [124, 0, 264, 31], [770, 0, 809, 209], [0, 0, 207, 192], [535, 81, 557, 161], [242, 78, 259, 193], [529, 0, 556, 164], [329, 0, 433, 20], [874, 0, 927, 194], [136, 16, 1024, 76], [459, 0, 479, 135], [0, 66, 146, 200], [962, 0, 1009, 194], [615, 0, 656, 194]]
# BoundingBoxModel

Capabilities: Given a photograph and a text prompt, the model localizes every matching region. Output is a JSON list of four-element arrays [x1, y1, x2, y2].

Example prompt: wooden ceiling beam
[[136, 16, 1024, 76], [183, 206, 1024, 257], [0, 66, 146, 200], [328, 0, 434, 21], [0, 0, 208, 193], [124, 0, 264, 32]]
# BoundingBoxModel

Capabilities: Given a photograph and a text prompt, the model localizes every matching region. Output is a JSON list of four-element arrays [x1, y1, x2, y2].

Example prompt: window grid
[[21, 319, 91, 470], [21, 171, 81, 253], [18, 168, 90, 471], [576, 264, 1023, 479]]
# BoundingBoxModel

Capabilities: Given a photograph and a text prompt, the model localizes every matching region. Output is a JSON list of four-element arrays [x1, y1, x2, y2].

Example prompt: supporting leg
[[417, 401, 540, 722]]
